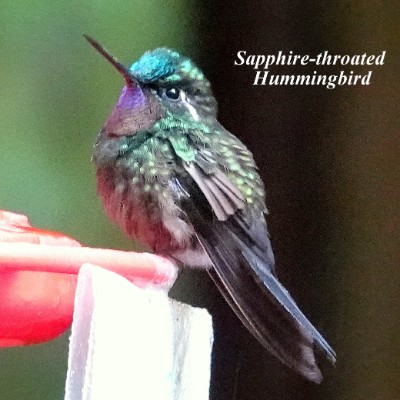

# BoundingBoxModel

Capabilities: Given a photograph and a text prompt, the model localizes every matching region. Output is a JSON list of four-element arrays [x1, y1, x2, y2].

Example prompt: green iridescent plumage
[[86, 36, 336, 383], [130, 48, 206, 84]]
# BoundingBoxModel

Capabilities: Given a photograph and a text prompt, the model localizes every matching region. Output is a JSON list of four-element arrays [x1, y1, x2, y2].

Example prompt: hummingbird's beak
[[84, 34, 138, 87]]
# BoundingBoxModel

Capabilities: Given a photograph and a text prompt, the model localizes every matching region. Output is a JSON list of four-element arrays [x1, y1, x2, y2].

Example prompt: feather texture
[[183, 162, 245, 221], [173, 159, 336, 383]]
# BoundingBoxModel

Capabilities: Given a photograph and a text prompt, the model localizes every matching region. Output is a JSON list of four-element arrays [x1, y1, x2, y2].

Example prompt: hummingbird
[[85, 35, 336, 383]]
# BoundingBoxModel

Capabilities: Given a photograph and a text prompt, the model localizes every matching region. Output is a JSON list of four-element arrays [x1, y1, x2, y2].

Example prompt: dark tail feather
[[204, 241, 324, 383], [177, 175, 336, 382]]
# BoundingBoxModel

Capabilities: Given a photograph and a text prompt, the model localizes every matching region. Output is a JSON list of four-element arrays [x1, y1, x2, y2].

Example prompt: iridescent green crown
[[129, 48, 206, 84]]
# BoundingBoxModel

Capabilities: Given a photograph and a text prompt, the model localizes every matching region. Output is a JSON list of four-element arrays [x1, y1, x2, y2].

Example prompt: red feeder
[[0, 210, 79, 346], [0, 210, 177, 347]]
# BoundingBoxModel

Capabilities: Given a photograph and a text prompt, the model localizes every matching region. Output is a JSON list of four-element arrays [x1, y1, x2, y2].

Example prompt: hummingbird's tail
[[174, 161, 336, 382], [198, 221, 335, 383], [206, 261, 330, 383], [180, 194, 336, 382]]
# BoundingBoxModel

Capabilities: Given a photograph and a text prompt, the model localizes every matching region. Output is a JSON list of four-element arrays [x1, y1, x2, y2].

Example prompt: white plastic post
[[65, 264, 213, 400]]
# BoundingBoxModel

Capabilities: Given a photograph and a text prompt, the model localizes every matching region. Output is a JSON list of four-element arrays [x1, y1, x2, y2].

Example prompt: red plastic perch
[[0, 210, 177, 346]]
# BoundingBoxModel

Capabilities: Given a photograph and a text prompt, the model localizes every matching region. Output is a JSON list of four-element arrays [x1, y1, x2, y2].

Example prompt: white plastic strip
[[65, 263, 213, 400]]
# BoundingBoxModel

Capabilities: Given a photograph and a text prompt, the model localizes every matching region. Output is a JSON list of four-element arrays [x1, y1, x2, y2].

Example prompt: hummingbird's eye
[[164, 87, 181, 100]]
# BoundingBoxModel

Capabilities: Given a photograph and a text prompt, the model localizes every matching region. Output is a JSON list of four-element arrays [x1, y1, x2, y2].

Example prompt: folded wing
[[174, 160, 336, 382]]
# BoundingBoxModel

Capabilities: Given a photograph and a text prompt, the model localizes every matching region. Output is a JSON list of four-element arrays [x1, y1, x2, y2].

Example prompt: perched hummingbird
[[85, 35, 336, 383]]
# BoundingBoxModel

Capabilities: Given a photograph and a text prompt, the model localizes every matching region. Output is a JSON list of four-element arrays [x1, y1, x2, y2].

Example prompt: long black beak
[[84, 34, 138, 87]]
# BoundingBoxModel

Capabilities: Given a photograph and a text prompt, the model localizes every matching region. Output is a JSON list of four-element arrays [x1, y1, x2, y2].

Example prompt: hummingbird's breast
[[94, 133, 199, 257], [93, 125, 266, 268]]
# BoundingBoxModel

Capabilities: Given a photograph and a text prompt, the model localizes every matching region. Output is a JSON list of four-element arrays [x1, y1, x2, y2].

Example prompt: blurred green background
[[0, 1, 399, 399]]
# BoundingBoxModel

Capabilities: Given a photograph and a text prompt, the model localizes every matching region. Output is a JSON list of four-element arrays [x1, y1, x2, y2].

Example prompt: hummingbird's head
[[85, 36, 217, 138]]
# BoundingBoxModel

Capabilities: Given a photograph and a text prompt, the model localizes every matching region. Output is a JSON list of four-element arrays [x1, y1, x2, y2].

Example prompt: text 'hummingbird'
[[85, 35, 336, 383]]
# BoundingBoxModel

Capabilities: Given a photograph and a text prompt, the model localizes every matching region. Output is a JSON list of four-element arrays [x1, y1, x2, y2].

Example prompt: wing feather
[[183, 162, 245, 221], [171, 151, 336, 382]]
